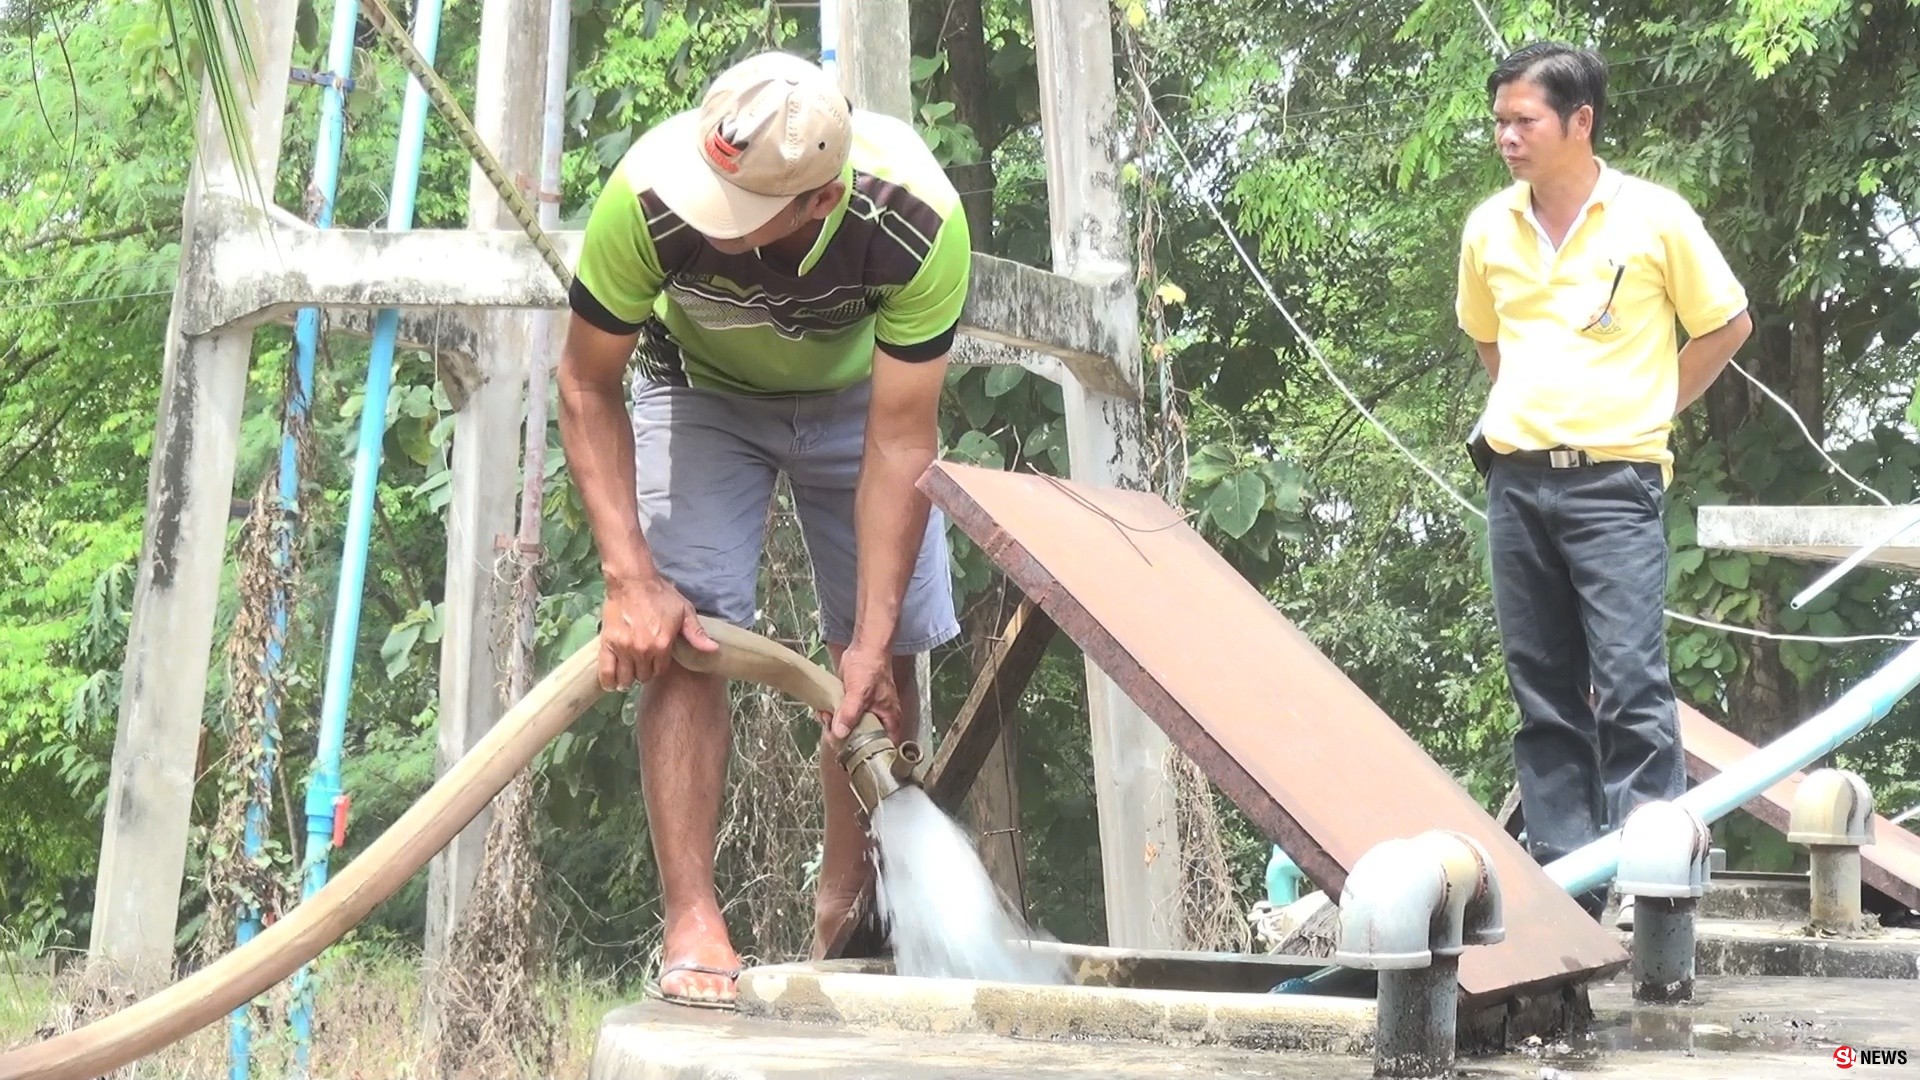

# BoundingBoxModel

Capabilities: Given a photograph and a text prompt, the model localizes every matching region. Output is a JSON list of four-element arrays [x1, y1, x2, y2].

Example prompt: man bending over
[[557, 51, 970, 1007]]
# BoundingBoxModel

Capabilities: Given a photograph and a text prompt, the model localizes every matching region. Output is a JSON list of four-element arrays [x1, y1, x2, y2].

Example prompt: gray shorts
[[629, 376, 960, 654]]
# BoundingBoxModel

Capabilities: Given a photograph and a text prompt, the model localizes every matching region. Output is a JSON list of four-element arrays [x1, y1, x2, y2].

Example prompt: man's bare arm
[[848, 349, 947, 657], [557, 313, 650, 583], [1675, 310, 1753, 414], [556, 313, 717, 687], [1473, 339, 1501, 381]]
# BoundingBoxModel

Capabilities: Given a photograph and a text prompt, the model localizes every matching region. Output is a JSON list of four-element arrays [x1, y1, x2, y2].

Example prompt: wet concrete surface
[[589, 973, 1920, 1079]]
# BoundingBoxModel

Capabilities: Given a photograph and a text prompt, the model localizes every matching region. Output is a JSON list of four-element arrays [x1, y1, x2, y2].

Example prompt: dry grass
[[1169, 749, 1253, 953], [426, 769, 554, 1079], [3, 948, 626, 1080]]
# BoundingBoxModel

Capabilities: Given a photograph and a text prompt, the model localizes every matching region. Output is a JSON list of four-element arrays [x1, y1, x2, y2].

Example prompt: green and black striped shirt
[[571, 109, 971, 395]]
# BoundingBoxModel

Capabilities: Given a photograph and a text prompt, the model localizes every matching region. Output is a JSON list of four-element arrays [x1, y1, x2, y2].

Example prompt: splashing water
[[871, 786, 1072, 985]]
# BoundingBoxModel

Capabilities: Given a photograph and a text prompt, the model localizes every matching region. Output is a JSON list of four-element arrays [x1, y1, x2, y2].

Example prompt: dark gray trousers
[[1487, 458, 1686, 906]]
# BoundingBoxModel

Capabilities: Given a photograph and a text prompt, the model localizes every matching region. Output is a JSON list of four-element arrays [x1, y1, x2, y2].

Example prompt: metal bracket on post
[[290, 67, 357, 92]]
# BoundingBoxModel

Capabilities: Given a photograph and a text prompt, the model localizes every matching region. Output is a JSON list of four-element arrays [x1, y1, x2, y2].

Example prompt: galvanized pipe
[[1809, 846, 1865, 933], [1373, 955, 1459, 1079], [1631, 897, 1697, 1003]]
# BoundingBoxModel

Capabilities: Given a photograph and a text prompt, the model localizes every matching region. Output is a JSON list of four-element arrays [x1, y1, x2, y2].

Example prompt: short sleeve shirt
[[569, 109, 971, 396], [1456, 163, 1747, 467]]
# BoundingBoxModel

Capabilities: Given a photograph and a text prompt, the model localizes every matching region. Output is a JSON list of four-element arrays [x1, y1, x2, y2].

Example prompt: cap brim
[[641, 111, 794, 241]]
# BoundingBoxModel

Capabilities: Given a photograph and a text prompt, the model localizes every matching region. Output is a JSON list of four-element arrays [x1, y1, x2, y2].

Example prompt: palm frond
[[170, 0, 265, 205]]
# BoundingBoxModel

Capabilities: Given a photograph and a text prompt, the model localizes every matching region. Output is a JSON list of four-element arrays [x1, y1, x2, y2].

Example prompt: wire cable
[[1728, 357, 1891, 506]]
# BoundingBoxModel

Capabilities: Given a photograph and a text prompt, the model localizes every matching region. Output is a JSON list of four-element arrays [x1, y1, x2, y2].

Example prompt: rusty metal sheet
[[1681, 705, 1920, 911], [920, 462, 1626, 1002]]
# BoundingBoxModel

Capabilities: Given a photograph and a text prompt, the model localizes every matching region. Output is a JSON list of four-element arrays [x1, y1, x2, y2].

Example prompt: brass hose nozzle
[[836, 712, 926, 818]]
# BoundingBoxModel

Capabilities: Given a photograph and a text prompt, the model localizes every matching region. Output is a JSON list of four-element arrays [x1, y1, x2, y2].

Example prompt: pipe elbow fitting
[[1616, 800, 1711, 899], [1789, 768, 1874, 848], [1334, 829, 1503, 970]]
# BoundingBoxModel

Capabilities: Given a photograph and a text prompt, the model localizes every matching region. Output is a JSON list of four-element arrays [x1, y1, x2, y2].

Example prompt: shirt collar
[[791, 161, 856, 277], [1509, 158, 1623, 217]]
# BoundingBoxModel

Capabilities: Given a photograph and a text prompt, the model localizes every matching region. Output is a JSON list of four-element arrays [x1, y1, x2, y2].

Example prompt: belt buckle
[[1548, 448, 1583, 468]]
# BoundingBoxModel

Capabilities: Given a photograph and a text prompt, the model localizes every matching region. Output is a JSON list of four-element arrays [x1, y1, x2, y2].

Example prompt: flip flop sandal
[[645, 961, 744, 1011]]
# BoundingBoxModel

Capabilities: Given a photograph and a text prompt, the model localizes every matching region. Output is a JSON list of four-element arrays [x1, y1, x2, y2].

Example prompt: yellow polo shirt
[[1456, 164, 1748, 471]]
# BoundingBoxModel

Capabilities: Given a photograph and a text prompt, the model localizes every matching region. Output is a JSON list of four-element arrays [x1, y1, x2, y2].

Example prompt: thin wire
[[1135, 87, 1920, 646], [4, 287, 173, 311], [1468, 0, 1506, 54], [1141, 91, 1488, 519], [1728, 358, 1890, 506], [0, 255, 176, 290]]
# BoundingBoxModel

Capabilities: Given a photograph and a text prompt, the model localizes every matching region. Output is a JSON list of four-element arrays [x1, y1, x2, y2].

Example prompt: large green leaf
[[1708, 554, 1751, 589], [984, 364, 1023, 398], [1205, 470, 1267, 540]]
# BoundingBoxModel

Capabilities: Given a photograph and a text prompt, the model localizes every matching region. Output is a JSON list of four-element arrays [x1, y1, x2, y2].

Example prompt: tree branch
[[21, 220, 174, 253], [0, 384, 89, 484], [375, 494, 427, 611], [0, 347, 56, 406], [1308, 362, 1437, 471]]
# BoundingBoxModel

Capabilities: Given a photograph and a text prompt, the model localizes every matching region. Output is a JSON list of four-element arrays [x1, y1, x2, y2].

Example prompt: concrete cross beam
[[1698, 506, 1920, 573], [184, 209, 1136, 397]]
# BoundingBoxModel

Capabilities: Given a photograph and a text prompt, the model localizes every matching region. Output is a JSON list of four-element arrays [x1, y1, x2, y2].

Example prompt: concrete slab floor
[[589, 975, 1920, 1080], [1619, 920, 1920, 980]]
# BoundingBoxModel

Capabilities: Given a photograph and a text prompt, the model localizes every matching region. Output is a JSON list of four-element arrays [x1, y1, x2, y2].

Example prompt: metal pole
[[286, 0, 448, 1071], [1630, 898, 1696, 1003], [1372, 956, 1458, 1079]]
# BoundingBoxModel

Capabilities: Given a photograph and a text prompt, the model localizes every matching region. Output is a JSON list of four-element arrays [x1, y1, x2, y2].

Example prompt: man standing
[[1455, 42, 1752, 918], [557, 52, 970, 1006]]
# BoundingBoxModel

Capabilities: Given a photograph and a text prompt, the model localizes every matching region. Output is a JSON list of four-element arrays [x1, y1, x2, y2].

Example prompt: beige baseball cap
[[648, 52, 853, 240]]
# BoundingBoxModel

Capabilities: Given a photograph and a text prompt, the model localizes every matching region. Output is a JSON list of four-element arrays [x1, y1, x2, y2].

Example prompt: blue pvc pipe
[[1266, 846, 1304, 907], [1547, 638, 1920, 896], [230, 1, 360, 1076], [286, 0, 446, 1073], [1274, 640, 1920, 996]]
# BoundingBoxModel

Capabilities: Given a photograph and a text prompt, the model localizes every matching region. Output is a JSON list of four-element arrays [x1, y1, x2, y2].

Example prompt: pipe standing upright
[[286, 0, 450, 1071], [230, 1, 361, 1077]]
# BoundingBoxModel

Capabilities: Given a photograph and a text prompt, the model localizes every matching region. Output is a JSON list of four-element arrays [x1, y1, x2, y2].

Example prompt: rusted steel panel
[[920, 463, 1626, 1001], [1681, 706, 1920, 911]]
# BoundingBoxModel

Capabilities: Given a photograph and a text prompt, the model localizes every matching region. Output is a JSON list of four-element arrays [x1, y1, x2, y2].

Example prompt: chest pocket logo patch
[[1580, 261, 1628, 337]]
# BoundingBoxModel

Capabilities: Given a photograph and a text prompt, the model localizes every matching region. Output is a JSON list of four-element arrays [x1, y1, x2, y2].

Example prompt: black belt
[[1496, 447, 1604, 469]]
